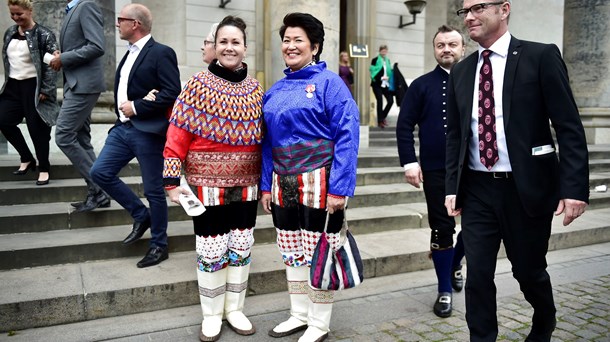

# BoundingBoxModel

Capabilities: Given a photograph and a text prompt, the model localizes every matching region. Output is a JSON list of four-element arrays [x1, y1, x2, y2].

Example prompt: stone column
[[352, 0, 374, 143], [563, 0, 610, 144], [265, 0, 341, 85], [424, 1, 448, 71]]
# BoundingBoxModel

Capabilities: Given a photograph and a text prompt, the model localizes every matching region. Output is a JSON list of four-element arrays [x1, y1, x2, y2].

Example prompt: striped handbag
[[310, 211, 364, 290]]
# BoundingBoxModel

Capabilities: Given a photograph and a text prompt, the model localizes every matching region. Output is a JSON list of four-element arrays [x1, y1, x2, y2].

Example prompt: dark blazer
[[445, 36, 589, 216], [397, 65, 447, 171], [113, 37, 181, 136]]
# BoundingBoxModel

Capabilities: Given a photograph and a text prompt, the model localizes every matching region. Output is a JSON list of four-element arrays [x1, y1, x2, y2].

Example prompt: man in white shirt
[[90, 3, 180, 268], [445, 1, 588, 340]]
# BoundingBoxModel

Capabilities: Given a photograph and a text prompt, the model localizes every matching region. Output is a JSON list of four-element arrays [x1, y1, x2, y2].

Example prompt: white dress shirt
[[117, 34, 151, 122], [468, 31, 513, 172]]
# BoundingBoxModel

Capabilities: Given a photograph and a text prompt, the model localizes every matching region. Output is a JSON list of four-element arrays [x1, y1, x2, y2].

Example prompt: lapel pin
[[305, 84, 316, 98], [513, 51, 518, 55]]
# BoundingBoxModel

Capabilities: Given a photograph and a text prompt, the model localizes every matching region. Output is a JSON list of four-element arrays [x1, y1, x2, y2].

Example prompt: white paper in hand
[[43, 52, 54, 65], [179, 193, 205, 216], [179, 176, 205, 216]]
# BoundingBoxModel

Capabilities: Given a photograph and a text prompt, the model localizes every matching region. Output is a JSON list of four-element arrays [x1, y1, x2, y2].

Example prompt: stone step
[[3, 186, 610, 271], [0, 178, 419, 233], [589, 159, 610, 172], [0, 163, 408, 205], [0, 203, 428, 270], [0, 151, 402, 182], [2, 206, 609, 332]]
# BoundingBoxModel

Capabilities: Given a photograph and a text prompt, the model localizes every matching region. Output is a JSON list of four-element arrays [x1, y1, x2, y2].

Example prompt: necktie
[[478, 50, 498, 170]]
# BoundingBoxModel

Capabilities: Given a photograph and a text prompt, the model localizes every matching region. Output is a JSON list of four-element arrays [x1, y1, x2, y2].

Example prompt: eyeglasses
[[203, 40, 214, 46], [117, 17, 137, 24], [456, 2, 505, 18]]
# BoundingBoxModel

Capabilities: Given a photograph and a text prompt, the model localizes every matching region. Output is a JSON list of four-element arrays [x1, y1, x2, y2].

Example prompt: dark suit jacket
[[113, 37, 181, 136], [445, 36, 589, 216], [392, 63, 408, 106]]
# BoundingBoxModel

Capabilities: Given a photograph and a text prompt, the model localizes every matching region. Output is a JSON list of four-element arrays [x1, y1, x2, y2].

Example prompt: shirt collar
[[128, 34, 152, 53], [66, 0, 81, 13], [478, 31, 511, 59]]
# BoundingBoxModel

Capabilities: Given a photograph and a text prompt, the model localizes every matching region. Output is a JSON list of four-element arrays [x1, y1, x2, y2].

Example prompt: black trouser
[[422, 170, 456, 249], [371, 83, 393, 124], [461, 169, 555, 342], [0, 78, 51, 172]]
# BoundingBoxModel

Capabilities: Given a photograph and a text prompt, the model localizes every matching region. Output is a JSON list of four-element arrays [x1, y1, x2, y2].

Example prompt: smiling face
[[9, 4, 33, 30], [282, 26, 318, 71], [215, 25, 246, 71], [433, 30, 465, 69], [462, 0, 510, 48]]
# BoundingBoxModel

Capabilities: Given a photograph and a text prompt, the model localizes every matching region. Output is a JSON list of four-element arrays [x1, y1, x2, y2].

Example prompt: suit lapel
[[502, 36, 521, 127], [460, 53, 478, 135], [115, 51, 129, 98], [60, 1, 80, 47], [128, 38, 155, 83]]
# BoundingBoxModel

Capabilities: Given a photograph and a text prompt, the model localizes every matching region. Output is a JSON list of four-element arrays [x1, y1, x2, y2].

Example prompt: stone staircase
[[1, 126, 610, 332]]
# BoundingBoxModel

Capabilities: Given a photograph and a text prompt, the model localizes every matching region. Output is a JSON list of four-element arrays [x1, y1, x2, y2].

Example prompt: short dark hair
[[432, 25, 464, 45], [279, 13, 325, 63], [216, 15, 247, 46]]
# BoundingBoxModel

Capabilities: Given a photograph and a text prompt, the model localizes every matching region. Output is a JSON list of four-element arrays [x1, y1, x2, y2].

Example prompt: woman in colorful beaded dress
[[162, 16, 263, 342], [260, 12, 360, 342]]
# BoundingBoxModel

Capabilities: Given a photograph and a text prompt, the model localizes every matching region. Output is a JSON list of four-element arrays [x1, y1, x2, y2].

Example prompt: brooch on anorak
[[305, 84, 316, 98]]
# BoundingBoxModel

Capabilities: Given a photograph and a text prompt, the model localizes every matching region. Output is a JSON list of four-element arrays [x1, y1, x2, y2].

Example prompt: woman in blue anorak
[[260, 12, 360, 342]]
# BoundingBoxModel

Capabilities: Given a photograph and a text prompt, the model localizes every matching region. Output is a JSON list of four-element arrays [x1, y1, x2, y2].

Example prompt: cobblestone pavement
[[330, 273, 610, 342]]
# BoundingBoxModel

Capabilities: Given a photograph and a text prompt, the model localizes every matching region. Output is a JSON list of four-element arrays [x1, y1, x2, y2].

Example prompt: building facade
[[1, 0, 608, 153]]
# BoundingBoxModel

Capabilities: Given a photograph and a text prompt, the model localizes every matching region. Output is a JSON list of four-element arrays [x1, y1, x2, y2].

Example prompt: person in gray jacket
[[1, 0, 59, 185], [50, 0, 108, 211]]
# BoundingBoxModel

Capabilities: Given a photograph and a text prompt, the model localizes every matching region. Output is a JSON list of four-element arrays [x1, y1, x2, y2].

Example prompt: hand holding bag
[[310, 210, 364, 290]]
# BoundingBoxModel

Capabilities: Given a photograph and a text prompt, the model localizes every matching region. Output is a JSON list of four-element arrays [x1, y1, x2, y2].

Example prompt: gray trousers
[[55, 88, 101, 194]]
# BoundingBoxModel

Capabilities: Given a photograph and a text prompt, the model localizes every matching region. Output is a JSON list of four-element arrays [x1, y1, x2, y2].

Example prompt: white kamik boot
[[224, 264, 256, 335], [298, 286, 334, 342], [198, 267, 227, 341], [269, 266, 309, 337]]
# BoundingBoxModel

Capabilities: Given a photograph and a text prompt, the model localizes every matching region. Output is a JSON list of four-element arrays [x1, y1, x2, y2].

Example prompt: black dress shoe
[[451, 265, 464, 292], [13, 161, 36, 175], [73, 192, 111, 213], [526, 317, 556, 342], [433, 292, 452, 318], [123, 218, 151, 245], [137, 246, 168, 268], [71, 193, 93, 208]]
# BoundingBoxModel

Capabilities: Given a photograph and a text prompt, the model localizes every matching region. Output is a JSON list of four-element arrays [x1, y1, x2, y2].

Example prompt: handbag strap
[[323, 198, 348, 234]]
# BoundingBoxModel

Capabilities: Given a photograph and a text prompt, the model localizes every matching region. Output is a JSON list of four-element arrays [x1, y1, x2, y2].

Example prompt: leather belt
[[468, 170, 512, 179]]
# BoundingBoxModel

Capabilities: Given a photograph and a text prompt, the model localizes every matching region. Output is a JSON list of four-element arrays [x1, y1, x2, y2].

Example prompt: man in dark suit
[[90, 3, 180, 268], [397, 25, 466, 319], [444, 1, 589, 341], [50, 0, 109, 212]]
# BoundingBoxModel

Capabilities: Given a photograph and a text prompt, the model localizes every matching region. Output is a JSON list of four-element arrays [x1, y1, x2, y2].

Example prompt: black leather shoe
[[73, 192, 111, 213], [123, 218, 151, 245], [137, 246, 168, 268], [451, 265, 464, 292], [526, 317, 556, 342], [433, 292, 452, 318], [13, 161, 36, 175], [71, 193, 93, 208]]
